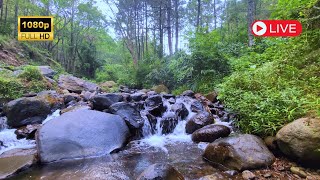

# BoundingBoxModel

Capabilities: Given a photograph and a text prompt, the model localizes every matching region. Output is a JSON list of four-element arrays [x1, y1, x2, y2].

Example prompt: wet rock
[[145, 95, 166, 117], [121, 93, 132, 102], [37, 66, 56, 78], [290, 167, 307, 178], [58, 75, 100, 93], [181, 90, 195, 97], [146, 113, 157, 133], [168, 98, 176, 104], [151, 84, 169, 94], [185, 112, 214, 134], [23, 92, 37, 97], [162, 94, 175, 99], [0, 153, 35, 179], [109, 102, 144, 134], [90, 93, 123, 111], [190, 100, 205, 113], [137, 163, 184, 180], [131, 92, 146, 102], [37, 109, 130, 163], [4, 97, 51, 128], [171, 103, 189, 120], [276, 117, 320, 167], [203, 134, 275, 171], [160, 114, 178, 134], [242, 170, 255, 180], [205, 92, 218, 103], [147, 91, 157, 96], [191, 124, 231, 143], [15, 124, 41, 139]]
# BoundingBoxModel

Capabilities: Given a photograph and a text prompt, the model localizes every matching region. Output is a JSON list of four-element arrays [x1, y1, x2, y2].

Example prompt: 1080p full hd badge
[[18, 16, 54, 41]]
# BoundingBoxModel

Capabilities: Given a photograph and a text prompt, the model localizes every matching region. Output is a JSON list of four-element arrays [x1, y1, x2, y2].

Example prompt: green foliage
[[218, 31, 320, 136], [0, 77, 24, 99], [18, 66, 43, 81]]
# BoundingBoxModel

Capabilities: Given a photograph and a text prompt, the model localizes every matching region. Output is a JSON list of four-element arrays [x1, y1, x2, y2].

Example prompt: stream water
[[2, 96, 233, 180]]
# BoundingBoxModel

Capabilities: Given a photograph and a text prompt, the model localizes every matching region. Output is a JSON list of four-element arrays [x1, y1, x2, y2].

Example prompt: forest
[[0, 0, 319, 136]]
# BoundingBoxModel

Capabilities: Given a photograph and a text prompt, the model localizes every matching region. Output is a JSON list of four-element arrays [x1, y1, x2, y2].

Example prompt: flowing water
[[3, 96, 233, 179]]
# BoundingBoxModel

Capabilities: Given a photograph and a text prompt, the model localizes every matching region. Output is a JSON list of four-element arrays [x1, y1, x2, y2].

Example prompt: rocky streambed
[[0, 72, 319, 180]]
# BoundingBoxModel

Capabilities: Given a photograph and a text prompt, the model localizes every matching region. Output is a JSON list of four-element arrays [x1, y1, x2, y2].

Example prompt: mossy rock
[[151, 84, 169, 94]]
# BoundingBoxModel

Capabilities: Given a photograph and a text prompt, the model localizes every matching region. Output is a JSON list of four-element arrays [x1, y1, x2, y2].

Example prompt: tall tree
[[174, 0, 179, 52], [247, 0, 255, 46]]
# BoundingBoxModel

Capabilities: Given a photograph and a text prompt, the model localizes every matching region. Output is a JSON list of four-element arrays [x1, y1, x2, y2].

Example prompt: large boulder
[[137, 163, 184, 180], [37, 66, 56, 78], [109, 102, 144, 134], [203, 134, 275, 171], [185, 112, 214, 134], [58, 75, 100, 93], [192, 124, 231, 143], [4, 97, 51, 128], [37, 110, 130, 163], [90, 93, 123, 111], [276, 117, 320, 167]]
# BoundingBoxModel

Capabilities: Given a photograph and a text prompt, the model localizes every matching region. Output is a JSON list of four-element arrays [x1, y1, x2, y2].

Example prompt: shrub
[[0, 77, 24, 99], [18, 66, 43, 81]]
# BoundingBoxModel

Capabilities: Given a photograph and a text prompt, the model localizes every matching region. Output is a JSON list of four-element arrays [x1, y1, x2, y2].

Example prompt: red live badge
[[252, 20, 302, 37]]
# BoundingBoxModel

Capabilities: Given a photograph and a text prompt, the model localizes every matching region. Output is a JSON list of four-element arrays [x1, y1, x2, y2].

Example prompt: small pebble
[[242, 170, 256, 180], [290, 166, 307, 178], [224, 170, 238, 176], [263, 173, 272, 178]]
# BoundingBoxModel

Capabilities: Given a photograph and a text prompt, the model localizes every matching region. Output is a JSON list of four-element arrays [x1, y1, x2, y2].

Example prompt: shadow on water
[[8, 142, 218, 180]]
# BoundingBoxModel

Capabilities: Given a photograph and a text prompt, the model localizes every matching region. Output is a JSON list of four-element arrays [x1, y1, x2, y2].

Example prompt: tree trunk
[[145, 0, 148, 54], [213, 0, 217, 29], [247, 0, 255, 46], [0, 0, 3, 23], [13, 0, 19, 38], [159, 4, 164, 58], [174, 0, 179, 52], [167, 0, 173, 56], [196, 0, 201, 29]]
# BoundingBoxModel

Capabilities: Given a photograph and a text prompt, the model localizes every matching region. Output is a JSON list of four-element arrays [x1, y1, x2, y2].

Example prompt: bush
[[18, 66, 43, 81], [0, 77, 24, 99], [218, 32, 320, 136]]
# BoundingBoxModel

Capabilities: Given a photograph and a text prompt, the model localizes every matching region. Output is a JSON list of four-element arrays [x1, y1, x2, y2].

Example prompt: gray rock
[[276, 117, 320, 167], [181, 90, 195, 97], [58, 75, 100, 93], [90, 93, 123, 111], [37, 66, 56, 78], [109, 102, 144, 133], [136, 163, 184, 180], [37, 110, 130, 163], [203, 134, 275, 171], [190, 100, 205, 113], [15, 124, 41, 140], [185, 112, 214, 134], [4, 97, 51, 128], [191, 124, 231, 143]]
